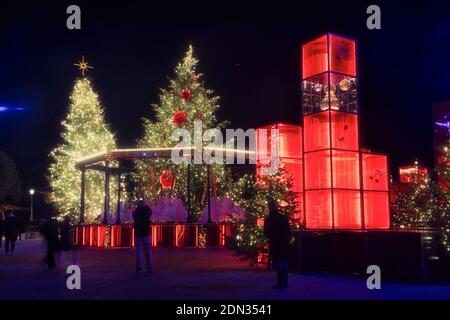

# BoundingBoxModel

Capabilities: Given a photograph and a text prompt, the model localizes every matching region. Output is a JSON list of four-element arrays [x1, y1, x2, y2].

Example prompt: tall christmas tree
[[136, 46, 228, 220], [48, 58, 117, 222]]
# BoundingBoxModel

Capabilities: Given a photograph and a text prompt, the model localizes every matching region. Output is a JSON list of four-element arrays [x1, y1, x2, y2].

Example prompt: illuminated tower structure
[[301, 33, 390, 229]]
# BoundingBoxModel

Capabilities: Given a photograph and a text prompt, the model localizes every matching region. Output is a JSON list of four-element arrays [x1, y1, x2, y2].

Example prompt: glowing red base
[[75, 224, 235, 248]]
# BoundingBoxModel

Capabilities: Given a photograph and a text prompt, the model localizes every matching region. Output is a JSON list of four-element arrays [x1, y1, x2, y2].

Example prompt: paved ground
[[1, 239, 450, 300]]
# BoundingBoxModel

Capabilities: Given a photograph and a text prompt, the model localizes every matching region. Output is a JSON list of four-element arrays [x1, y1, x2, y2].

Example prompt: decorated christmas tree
[[393, 170, 441, 229], [228, 168, 300, 263], [393, 153, 450, 253], [136, 46, 228, 220], [436, 147, 450, 252], [48, 59, 118, 222]]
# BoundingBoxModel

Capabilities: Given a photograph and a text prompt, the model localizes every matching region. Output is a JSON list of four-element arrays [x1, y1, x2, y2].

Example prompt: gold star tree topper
[[74, 56, 94, 77]]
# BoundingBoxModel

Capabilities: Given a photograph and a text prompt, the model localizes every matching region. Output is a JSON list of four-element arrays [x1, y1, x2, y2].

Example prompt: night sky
[[1, 0, 450, 200]]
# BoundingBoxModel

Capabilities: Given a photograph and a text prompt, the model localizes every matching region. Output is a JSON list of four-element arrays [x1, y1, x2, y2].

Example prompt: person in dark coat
[[4, 210, 20, 255], [59, 217, 73, 251], [59, 216, 77, 265], [0, 210, 4, 248], [264, 199, 292, 288], [132, 199, 153, 272], [42, 216, 60, 269]]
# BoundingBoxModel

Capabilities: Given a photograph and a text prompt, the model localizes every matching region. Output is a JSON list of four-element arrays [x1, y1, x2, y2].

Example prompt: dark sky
[[1, 0, 450, 194]]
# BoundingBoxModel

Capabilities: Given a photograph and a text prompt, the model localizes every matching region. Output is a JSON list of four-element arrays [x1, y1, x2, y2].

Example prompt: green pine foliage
[[393, 154, 450, 253], [136, 46, 228, 221], [435, 149, 450, 252], [393, 173, 441, 229], [228, 168, 300, 262], [48, 78, 117, 222]]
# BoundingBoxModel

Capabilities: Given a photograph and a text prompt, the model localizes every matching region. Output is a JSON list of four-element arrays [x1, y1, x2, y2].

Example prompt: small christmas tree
[[436, 147, 450, 252], [49, 62, 117, 223], [393, 170, 441, 229], [393, 153, 450, 254], [228, 168, 300, 263], [136, 45, 228, 220]]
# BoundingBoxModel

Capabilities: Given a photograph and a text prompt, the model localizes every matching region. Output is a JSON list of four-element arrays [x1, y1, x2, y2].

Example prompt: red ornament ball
[[160, 170, 176, 190], [181, 88, 192, 100], [172, 111, 187, 126]]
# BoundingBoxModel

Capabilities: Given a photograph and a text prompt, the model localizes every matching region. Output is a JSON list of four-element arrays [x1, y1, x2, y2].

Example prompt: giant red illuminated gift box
[[302, 34, 357, 79], [399, 165, 428, 184], [302, 34, 390, 230], [361, 153, 390, 229], [256, 33, 391, 231]]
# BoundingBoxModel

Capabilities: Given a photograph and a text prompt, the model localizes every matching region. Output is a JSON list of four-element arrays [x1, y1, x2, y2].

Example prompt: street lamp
[[29, 189, 35, 222]]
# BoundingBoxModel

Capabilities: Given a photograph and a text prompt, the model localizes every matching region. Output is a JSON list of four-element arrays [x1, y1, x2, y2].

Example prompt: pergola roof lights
[[76, 147, 255, 170]]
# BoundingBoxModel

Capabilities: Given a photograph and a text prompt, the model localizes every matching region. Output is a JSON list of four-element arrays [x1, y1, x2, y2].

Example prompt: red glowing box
[[364, 191, 390, 229], [332, 150, 360, 189], [362, 153, 389, 191], [256, 123, 302, 161], [333, 190, 361, 229], [331, 111, 359, 151], [256, 123, 303, 221], [302, 33, 356, 80], [303, 112, 330, 152], [399, 165, 428, 183], [303, 111, 359, 152], [304, 150, 331, 190], [305, 190, 332, 229]]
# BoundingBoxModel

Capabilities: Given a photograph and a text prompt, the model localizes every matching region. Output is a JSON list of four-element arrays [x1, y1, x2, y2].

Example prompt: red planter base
[[75, 224, 235, 248]]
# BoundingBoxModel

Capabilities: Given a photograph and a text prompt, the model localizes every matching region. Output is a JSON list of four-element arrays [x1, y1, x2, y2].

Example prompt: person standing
[[4, 210, 20, 255], [132, 199, 153, 272], [0, 210, 5, 248], [42, 216, 60, 269], [264, 199, 292, 289], [59, 216, 77, 266]]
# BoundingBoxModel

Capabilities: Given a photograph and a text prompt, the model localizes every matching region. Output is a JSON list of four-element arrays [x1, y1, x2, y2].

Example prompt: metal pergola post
[[207, 164, 212, 223], [103, 162, 110, 225], [115, 173, 122, 225], [80, 168, 86, 224], [187, 164, 191, 219]]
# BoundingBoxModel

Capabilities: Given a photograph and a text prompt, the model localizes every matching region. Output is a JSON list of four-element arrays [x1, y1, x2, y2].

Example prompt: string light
[[49, 77, 118, 222], [393, 151, 450, 252], [133, 45, 228, 221], [228, 168, 300, 263], [76, 146, 253, 166]]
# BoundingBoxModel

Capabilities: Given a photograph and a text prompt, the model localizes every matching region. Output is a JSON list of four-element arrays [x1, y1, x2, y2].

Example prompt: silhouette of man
[[264, 199, 292, 288], [132, 199, 153, 272], [4, 210, 20, 255]]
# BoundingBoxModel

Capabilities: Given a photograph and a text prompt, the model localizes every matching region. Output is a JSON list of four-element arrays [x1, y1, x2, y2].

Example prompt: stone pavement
[[1, 239, 450, 300]]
